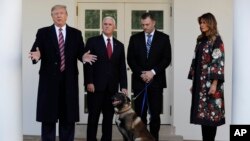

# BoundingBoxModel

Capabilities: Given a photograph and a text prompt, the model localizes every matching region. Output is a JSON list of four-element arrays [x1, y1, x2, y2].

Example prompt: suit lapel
[[111, 38, 119, 60], [147, 30, 159, 59], [139, 32, 148, 60], [65, 25, 71, 50], [99, 35, 109, 59], [151, 30, 158, 48], [49, 25, 59, 52]]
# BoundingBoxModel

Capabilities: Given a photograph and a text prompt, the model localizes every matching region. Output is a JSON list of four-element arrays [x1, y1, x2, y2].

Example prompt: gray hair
[[51, 5, 68, 15], [102, 16, 116, 26]]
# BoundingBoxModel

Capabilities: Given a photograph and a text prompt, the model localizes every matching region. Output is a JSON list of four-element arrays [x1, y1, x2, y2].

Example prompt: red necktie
[[58, 28, 65, 72], [107, 38, 112, 59]]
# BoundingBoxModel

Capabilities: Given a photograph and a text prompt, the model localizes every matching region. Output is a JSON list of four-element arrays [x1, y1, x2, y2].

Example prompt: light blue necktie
[[146, 34, 152, 58]]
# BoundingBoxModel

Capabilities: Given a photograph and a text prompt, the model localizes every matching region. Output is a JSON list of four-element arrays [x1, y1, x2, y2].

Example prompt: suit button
[[55, 62, 58, 65]]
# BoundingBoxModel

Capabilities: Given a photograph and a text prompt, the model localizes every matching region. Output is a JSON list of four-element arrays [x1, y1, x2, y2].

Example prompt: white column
[[232, 0, 250, 124], [0, 0, 23, 141]]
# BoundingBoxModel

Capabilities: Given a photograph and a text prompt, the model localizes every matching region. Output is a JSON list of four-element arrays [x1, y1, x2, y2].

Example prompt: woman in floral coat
[[188, 13, 225, 141]]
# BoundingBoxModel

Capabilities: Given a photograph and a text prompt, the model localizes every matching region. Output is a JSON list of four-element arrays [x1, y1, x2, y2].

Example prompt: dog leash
[[141, 83, 148, 116], [132, 81, 152, 100], [132, 81, 152, 116]]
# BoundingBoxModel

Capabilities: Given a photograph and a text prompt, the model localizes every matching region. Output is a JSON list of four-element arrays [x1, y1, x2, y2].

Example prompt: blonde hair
[[51, 5, 68, 15]]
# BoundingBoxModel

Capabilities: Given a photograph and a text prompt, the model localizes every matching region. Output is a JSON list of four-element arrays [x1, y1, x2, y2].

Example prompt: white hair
[[102, 16, 116, 26]]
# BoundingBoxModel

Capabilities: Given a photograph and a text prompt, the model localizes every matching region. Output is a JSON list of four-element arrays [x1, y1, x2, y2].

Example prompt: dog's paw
[[135, 137, 142, 141], [115, 119, 121, 126]]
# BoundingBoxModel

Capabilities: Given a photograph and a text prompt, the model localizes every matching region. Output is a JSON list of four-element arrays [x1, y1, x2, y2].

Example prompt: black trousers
[[201, 125, 217, 141], [41, 122, 75, 141], [41, 71, 75, 141], [87, 89, 114, 141], [133, 88, 163, 141]]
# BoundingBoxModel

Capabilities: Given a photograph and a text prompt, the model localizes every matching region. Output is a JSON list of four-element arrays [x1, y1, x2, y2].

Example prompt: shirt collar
[[145, 30, 155, 37], [55, 25, 66, 31], [102, 33, 113, 41]]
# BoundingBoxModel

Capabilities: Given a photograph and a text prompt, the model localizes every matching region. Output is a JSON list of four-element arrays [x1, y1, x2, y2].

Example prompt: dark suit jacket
[[84, 35, 127, 92], [31, 25, 85, 122], [127, 30, 171, 90]]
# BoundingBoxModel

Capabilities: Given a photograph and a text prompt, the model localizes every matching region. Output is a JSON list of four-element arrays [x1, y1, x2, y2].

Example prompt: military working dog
[[112, 92, 155, 141]]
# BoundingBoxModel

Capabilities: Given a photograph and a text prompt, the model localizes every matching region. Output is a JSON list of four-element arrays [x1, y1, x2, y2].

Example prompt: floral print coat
[[188, 35, 225, 126]]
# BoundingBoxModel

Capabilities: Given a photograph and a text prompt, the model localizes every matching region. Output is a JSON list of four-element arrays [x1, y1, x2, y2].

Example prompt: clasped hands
[[140, 70, 154, 83]]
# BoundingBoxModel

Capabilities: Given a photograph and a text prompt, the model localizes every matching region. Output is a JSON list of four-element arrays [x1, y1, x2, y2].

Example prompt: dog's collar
[[115, 105, 131, 114]]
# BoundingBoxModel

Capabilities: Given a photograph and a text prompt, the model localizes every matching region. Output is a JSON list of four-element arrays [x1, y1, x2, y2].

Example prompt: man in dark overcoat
[[29, 5, 96, 141]]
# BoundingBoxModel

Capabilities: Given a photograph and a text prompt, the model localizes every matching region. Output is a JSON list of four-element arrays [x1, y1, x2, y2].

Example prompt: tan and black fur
[[112, 92, 155, 141]]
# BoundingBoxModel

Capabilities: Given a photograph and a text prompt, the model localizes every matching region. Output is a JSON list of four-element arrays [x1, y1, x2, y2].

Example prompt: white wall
[[172, 0, 232, 140], [22, 0, 76, 135], [232, 0, 250, 124], [22, 0, 233, 140], [0, 0, 22, 140]]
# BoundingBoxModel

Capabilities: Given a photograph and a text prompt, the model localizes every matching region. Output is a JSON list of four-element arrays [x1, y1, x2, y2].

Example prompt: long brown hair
[[197, 13, 218, 44]]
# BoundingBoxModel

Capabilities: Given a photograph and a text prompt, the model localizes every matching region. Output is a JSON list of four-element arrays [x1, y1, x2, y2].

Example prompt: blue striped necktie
[[146, 34, 152, 58]]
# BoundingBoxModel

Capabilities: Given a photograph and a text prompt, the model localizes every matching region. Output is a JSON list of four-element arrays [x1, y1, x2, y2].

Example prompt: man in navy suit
[[84, 16, 127, 141], [127, 12, 172, 141], [29, 5, 96, 141]]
